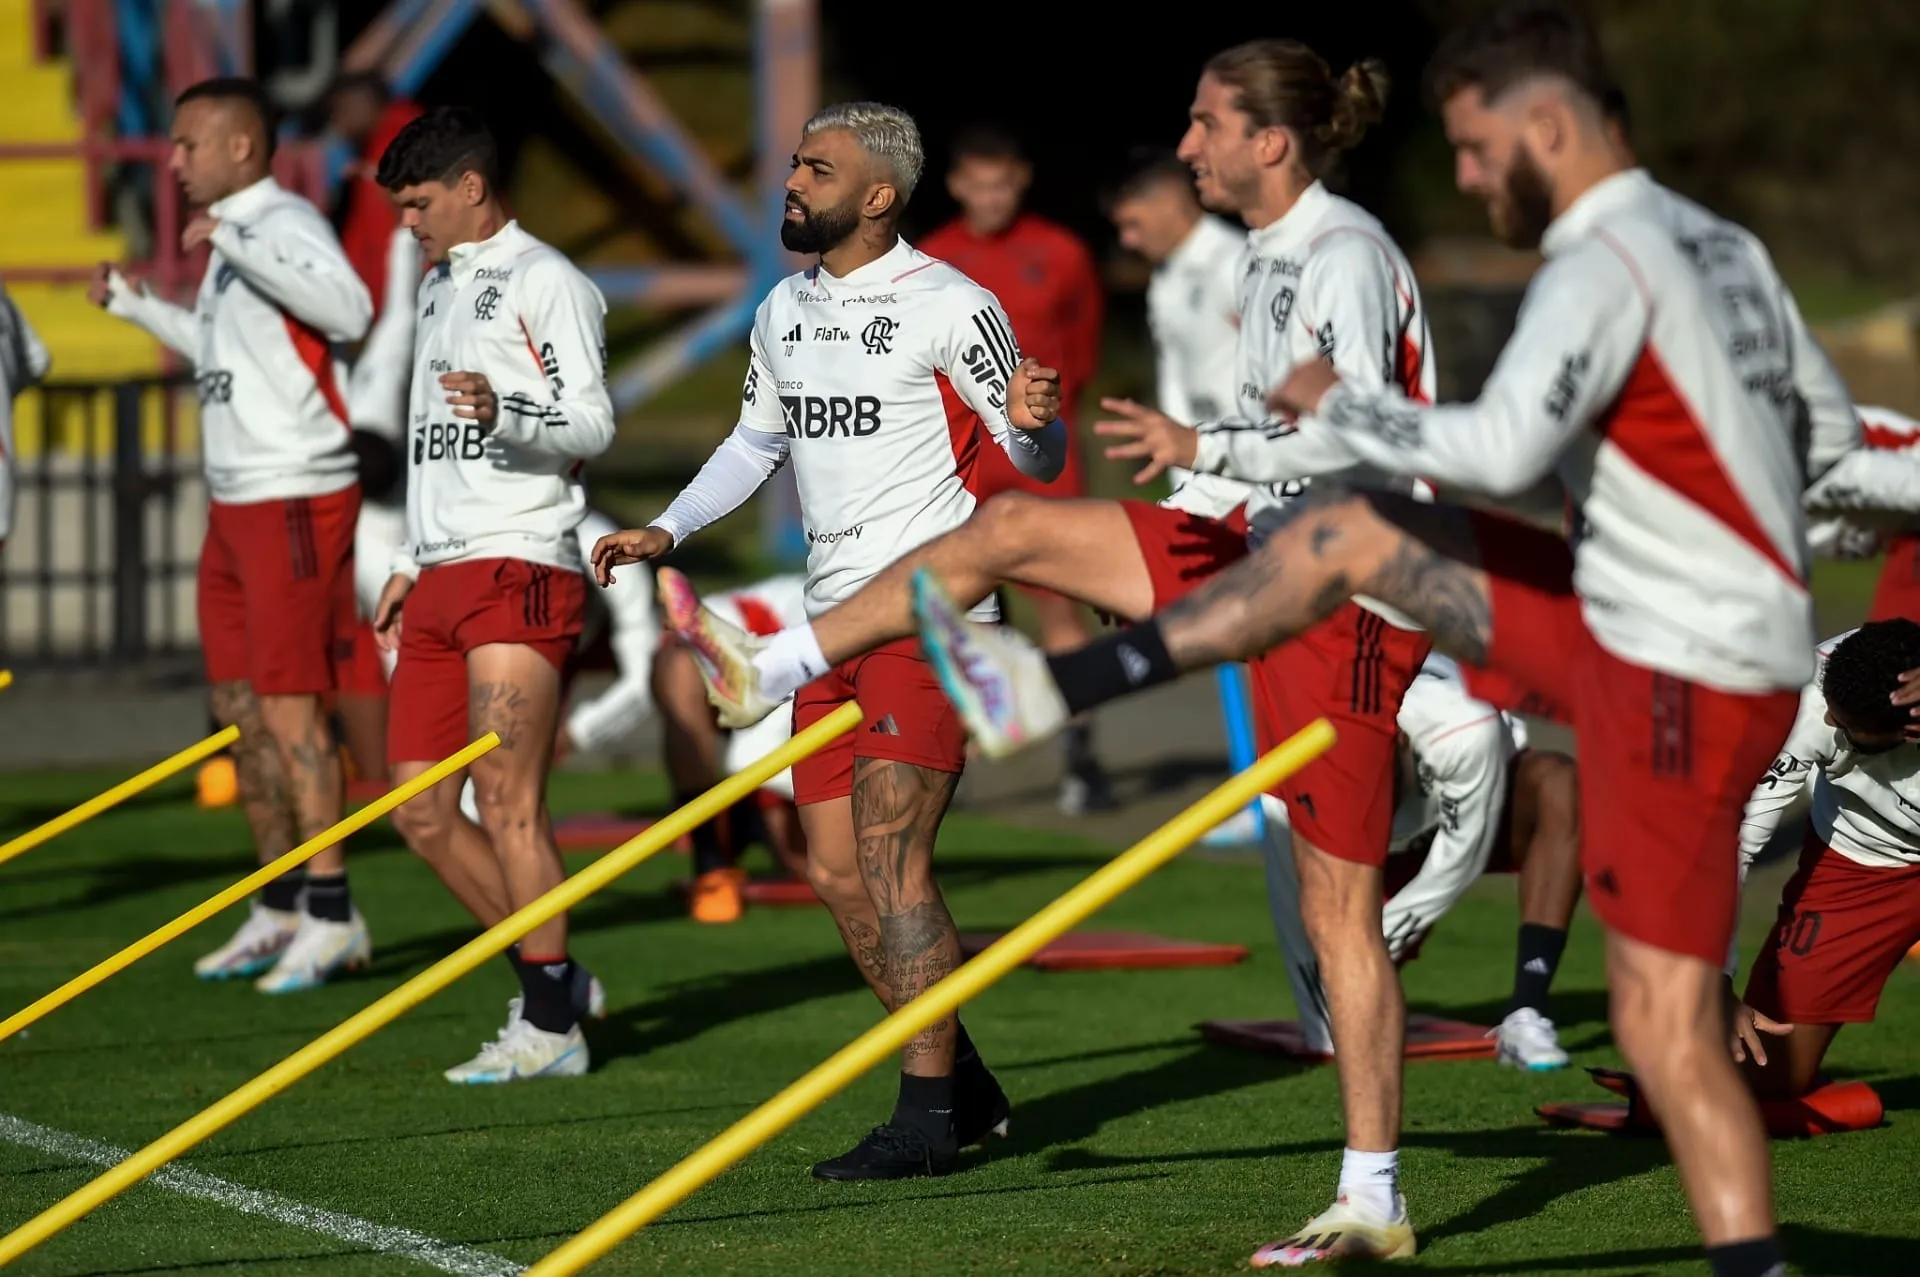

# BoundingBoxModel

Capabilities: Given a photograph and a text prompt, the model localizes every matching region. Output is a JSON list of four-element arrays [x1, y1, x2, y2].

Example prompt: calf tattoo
[[851, 758, 961, 1063], [210, 680, 296, 860]]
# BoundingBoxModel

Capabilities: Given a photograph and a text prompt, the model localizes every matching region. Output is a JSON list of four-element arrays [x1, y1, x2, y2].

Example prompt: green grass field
[[0, 763, 1916, 1276]]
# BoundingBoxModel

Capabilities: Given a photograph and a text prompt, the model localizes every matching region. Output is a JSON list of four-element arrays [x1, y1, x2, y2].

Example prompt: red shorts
[[1466, 514, 1801, 963], [1743, 834, 1920, 1024], [790, 638, 968, 804], [388, 557, 586, 764], [338, 617, 390, 695], [198, 485, 360, 696], [1869, 533, 1920, 622], [1120, 500, 1250, 610], [1248, 602, 1433, 866]]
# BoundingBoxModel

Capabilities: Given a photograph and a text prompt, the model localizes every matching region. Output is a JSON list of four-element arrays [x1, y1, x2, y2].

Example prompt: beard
[[780, 197, 860, 254], [1490, 147, 1555, 250]]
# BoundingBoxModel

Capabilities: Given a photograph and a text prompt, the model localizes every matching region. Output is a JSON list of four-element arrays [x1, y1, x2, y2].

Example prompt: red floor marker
[[957, 931, 1249, 971], [1537, 1069, 1885, 1138], [552, 814, 687, 853], [1198, 1014, 1498, 1063], [741, 876, 821, 907]]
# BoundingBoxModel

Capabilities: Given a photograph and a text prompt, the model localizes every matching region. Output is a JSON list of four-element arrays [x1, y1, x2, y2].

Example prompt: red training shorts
[[388, 557, 586, 764], [790, 638, 968, 804], [338, 617, 390, 695], [1120, 500, 1251, 611], [1743, 832, 1920, 1024], [199, 485, 360, 696], [1869, 533, 1920, 623], [1248, 602, 1433, 867], [1466, 513, 1801, 964]]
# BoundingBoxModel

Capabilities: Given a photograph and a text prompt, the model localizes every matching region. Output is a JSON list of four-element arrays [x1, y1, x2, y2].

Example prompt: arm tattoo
[[851, 758, 962, 1062]]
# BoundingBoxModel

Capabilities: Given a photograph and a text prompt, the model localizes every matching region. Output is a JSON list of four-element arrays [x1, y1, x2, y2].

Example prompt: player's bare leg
[[1738, 1022, 1841, 1101], [653, 639, 745, 921], [1496, 750, 1581, 1070], [800, 797, 891, 1004], [1609, 933, 1775, 1246], [389, 763, 512, 925], [335, 691, 389, 789], [196, 680, 304, 980]]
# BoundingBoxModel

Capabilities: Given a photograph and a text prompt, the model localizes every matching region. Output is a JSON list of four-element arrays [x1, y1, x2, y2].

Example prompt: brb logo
[[780, 395, 881, 438], [861, 316, 898, 354], [473, 286, 501, 321], [414, 421, 493, 462]]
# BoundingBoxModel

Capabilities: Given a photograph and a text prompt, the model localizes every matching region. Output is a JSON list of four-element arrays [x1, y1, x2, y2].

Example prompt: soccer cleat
[[1251, 1195, 1418, 1267], [955, 1063, 1012, 1148], [194, 901, 300, 980], [690, 866, 747, 924], [574, 967, 607, 1022], [254, 911, 372, 994], [911, 568, 1070, 759], [811, 1122, 956, 1181], [657, 566, 778, 729], [444, 1003, 590, 1084], [1492, 1006, 1570, 1072]]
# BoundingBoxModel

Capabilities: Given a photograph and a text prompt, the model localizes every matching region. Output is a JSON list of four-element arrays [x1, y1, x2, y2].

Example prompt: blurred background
[[1, 0, 1915, 778]]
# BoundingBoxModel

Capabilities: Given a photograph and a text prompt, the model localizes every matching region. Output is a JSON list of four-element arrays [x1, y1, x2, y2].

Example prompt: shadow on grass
[[592, 952, 868, 1064], [1016, 1040, 1308, 1152]]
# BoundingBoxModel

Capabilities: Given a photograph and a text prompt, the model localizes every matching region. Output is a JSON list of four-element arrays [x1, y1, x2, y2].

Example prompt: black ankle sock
[[953, 1019, 980, 1068], [681, 790, 732, 876], [513, 951, 578, 1034], [261, 870, 306, 914], [1508, 924, 1568, 1016], [1062, 722, 1096, 773], [1706, 1237, 1785, 1277], [304, 872, 351, 923], [892, 1072, 955, 1143], [1046, 622, 1179, 718]]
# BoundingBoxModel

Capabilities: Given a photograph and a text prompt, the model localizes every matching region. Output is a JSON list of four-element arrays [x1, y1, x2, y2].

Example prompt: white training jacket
[[1304, 169, 1859, 694], [394, 220, 615, 578], [1148, 214, 1254, 520], [647, 237, 1067, 620], [1803, 405, 1920, 560], [0, 284, 51, 543], [105, 176, 371, 504]]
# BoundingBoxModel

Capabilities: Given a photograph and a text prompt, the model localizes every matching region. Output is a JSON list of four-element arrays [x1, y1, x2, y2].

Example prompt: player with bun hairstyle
[[626, 40, 1438, 1261]]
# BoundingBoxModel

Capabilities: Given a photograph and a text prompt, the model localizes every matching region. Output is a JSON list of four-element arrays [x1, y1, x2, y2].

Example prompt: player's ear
[[459, 169, 486, 207], [865, 182, 897, 221], [1254, 125, 1292, 170]]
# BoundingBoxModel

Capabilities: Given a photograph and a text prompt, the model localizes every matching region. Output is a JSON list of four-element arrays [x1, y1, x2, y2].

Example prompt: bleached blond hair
[[803, 101, 924, 202]]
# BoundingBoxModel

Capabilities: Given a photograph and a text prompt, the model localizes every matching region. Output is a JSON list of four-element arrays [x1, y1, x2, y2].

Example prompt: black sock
[[1706, 1237, 1785, 1277], [892, 1072, 955, 1143], [1508, 924, 1568, 1016], [953, 1019, 980, 1068], [261, 869, 306, 913], [1046, 622, 1179, 718], [682, 790, 731, 876], [1062, 722, 1095, 773], [513, 951, 578, 1034], [304, 871, 351, 923]]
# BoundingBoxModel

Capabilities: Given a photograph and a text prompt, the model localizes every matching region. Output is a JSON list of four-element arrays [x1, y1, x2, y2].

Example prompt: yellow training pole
[[0, 725, 241, 868], [0, 734, 501, 1043], [0, 670, 13, 691], [0, 701, 863, 1266], [526, 717, 1337, 1276]]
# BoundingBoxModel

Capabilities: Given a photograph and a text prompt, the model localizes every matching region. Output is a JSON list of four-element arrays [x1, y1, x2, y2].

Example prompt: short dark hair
[[175, 76, 278, 158], [1104, 148, 1196, 212], [1426, 0, 1622, 114], [376, 106, 501, 192], [949, 123, 1025, 167], [328, 69, 392, 104], [1822, 619, 1920, 737]]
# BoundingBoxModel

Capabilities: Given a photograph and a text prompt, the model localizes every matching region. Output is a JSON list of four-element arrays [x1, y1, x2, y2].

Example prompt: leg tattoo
[[210, 680, 297, 865]]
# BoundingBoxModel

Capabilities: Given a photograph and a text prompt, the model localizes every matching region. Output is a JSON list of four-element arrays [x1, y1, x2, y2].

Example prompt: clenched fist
[[1008, 357, 1062, 432]]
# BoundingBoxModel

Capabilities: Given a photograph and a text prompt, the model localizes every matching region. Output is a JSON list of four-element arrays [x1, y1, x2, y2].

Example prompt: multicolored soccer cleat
[[1492, 1006, 1570, 1071], [911, 567, 1069, 759], [656, 566, 779, 729], [193, 901, 299, 980], [1250, 1195, 1418, 1267], [254, 910, 372, 994], [444, 999, 590, 1084]]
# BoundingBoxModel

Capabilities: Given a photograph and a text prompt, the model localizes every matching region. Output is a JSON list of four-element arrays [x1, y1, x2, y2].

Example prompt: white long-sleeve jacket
[[395, 221, 615, 577], [347, 227, 424, 445], [1304, 169, 1858, 694], [0, 284, 51, 542], [1803, 405, 1920, 559], [105, 176, 371, 503], [1147, 214, 1253, 519]]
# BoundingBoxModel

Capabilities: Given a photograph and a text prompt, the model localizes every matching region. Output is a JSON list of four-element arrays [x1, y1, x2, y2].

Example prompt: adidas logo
[[1523, 958, 1550, 975], [782, 323, 803, 343], [868, 714, 901, 736], [1117, 643, 1151, 685]]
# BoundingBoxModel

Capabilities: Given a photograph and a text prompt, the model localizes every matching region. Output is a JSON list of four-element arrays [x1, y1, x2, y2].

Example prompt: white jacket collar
[[208, 175, 282, 221], [446, 219, 529, 285], [1245, 180, 1334, 257], [1541, 168, 1657, 258]]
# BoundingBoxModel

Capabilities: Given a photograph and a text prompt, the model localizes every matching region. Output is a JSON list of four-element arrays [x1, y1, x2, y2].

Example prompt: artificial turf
[[0, 765, 1914, 1276]]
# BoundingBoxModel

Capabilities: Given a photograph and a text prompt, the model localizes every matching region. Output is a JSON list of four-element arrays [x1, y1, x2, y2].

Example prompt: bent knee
[[391, 792, 451, 847], [805, 855, 863, 903], [1522, 751, 1580, 821], [972, 492, 1050, 563]]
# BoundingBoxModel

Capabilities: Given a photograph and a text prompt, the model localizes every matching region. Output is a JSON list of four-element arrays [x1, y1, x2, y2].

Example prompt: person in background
[[0, 280, 52, 550], [918, 124, 1115, 815]]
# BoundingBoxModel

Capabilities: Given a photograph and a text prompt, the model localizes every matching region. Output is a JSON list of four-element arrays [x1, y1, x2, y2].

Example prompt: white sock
[[1336, 1148, 1401, 1221], [753, 624, 829, 701]]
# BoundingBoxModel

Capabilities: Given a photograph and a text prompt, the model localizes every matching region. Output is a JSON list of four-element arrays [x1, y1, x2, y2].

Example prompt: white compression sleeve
[[650, 424, 789, 546]]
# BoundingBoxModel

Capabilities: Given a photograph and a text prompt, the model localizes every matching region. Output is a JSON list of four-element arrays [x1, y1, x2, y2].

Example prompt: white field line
[[0, 1113, 525, 1276]]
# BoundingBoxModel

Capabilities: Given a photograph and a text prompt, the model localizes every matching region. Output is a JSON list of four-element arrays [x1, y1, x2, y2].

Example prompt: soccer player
[[90, 76, 376, 994], [1266, 653, 1582, 1070], [1805, 406, 1920, 620], [0, 281, 52, 549], [918, 125, 1114, 813], [373, 107, 615, 1083], [1728, 621, 1920, 1099], [643, 42, 1438, 1239], [911, 6, 1859, 1272], [591, 101, 1067, 1177]]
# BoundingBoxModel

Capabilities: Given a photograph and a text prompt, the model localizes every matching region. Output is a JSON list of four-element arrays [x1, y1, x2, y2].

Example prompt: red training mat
[[742, 876, 821, 907], [1536, 1068, 1884, 1138], [1199, 1014, 1498, 1062], [552, 814, 688, 853], [957, 931, 1250, 971]]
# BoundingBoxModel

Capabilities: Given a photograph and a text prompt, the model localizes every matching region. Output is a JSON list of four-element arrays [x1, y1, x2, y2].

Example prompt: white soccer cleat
[[1492, 1006, 1570, 1071], [254, 911, 372, 994], [444, 1002, 589, 1084], [912, 568, 1069, 759], [1251, 1195, 1418, 1267], [193, 902, 300, 981], [657, 566, 779, 729]]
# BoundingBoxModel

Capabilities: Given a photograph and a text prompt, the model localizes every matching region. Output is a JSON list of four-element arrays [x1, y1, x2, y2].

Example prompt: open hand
[[441, 371, 497, 425], [1265, 359, 1342, 421], [1730, 999, 1792, 1067], [1893, 666, 1920, 740], [1093, 396, 1198, 485], [372, 573, 413, 652], [591, 525, 674, 586], [1008, 357, 1062, 431]]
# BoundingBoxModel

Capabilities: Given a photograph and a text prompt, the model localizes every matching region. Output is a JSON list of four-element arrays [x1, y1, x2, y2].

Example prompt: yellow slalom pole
[[0, 725, 241, 868], [526, 717, 1337, 1277], [0, 734, 500, 1043], [0, 701, 863, 1266], [0, 670, 13, 691]]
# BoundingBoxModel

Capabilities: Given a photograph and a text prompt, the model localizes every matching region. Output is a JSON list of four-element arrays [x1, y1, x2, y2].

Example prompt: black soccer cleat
[[955, 1063, 1011, 1148], [811, 1123, 956, 1181]]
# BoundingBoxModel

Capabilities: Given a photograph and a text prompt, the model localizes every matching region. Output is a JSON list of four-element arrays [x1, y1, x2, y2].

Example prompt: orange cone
[[195, 756, 238, 809]]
